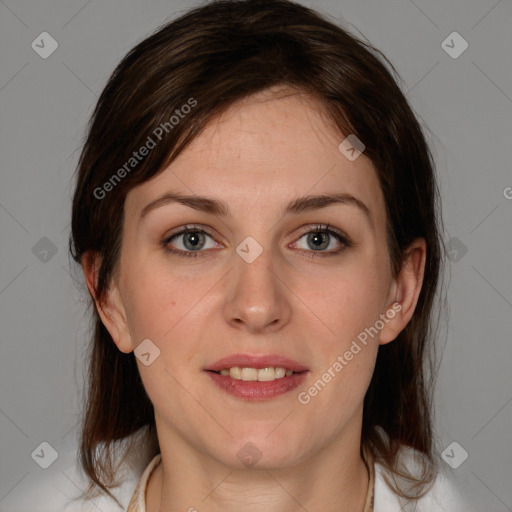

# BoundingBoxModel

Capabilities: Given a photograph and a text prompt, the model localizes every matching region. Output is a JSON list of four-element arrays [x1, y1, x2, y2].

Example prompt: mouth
[[204, 354, 309, 400]]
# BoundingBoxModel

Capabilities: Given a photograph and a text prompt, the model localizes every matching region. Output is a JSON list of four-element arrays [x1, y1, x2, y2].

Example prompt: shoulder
[[2, 441, 152, 512], [373, 447, 471, 512]]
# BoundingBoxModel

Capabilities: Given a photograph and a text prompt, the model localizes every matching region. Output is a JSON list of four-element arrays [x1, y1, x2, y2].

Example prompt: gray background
[[0, 0, 511, 510]]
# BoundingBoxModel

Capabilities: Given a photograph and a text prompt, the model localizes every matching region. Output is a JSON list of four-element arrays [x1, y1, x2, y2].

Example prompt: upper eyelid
[[165, 224, 217, 241]]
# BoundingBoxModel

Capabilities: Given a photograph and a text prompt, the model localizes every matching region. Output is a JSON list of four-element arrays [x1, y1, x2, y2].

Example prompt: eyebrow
[[139, 191, 371, 223]]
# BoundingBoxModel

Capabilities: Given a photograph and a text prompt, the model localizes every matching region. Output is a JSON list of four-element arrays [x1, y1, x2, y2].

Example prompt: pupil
[[308, 232, 328, 250], [185, 232, 203, 250]]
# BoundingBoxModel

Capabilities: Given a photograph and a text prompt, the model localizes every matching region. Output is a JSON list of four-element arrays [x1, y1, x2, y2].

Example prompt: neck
[[146, 417, 370, 512]]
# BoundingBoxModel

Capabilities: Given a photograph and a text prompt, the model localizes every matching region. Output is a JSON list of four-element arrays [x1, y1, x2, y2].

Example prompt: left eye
[[292, 227, 347, 253]]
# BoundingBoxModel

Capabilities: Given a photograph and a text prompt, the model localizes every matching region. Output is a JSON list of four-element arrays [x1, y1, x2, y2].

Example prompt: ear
[[379, 238, 427, 345], [81, 251, 133, 354]]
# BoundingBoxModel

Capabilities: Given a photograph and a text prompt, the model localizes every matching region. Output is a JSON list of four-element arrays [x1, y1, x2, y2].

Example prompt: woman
[[64, 0, 466, 510]]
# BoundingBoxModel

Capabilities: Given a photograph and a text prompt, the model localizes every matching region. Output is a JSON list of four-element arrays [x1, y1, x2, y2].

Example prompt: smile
[[204, 354, 309, 400]]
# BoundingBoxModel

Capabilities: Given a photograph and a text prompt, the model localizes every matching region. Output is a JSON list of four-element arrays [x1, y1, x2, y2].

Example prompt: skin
[[83, 86, 426, 512]]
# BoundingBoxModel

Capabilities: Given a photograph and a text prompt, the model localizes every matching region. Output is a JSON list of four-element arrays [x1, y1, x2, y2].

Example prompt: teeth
[[256, 367, 275, 381], [241, 367, 258, 381], [275, 367, 286, 379], [229, 367, 241, 379], [219, 367, 293, 381]]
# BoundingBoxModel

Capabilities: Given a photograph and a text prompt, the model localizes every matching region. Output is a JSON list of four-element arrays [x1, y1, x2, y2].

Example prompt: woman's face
[[96, 88, 422, 469]]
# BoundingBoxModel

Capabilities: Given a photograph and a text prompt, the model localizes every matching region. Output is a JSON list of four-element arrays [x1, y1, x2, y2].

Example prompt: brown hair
[[70, 0, 444, 503]]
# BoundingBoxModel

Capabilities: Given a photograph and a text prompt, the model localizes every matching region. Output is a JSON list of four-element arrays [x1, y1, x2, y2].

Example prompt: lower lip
[[205, 371, 309, 401]]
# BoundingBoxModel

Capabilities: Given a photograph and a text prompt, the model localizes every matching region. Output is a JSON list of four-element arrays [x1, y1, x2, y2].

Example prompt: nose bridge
[[223, 235, 291, 331], [236, 238, 276, 297]]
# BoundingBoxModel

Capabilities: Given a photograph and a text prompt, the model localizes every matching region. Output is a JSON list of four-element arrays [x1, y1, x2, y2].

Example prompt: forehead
[[126, 88, 385, 224]]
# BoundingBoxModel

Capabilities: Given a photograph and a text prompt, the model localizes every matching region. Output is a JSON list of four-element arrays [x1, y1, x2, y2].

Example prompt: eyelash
[[161, 224, 352, 259]]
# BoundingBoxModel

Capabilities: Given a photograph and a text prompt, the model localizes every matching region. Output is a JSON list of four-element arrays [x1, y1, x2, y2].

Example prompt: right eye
[[162, 225, 221, 257]]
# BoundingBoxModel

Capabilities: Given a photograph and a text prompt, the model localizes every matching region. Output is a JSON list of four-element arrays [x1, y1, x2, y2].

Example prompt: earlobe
[[81, 251, 133, 354], [379, 238, 427, 345], [378, 301, 404, 345]]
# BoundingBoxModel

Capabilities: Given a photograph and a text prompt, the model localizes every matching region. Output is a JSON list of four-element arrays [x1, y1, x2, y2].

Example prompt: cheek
[[295, 255, 391, 343], [303, 255, 389, 411], [119, 260, 184, 343], [120, 258, 225, 357]]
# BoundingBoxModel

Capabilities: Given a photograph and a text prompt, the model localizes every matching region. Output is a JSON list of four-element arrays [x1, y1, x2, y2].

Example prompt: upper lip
[[205, 353, 309, 373]]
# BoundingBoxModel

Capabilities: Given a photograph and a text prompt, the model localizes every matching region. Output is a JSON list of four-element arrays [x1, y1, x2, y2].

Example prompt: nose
[[222, 244, 292, 334]]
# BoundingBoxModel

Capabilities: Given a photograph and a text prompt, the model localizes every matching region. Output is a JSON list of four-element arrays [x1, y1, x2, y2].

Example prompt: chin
[[212, 431, 308, 471]]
